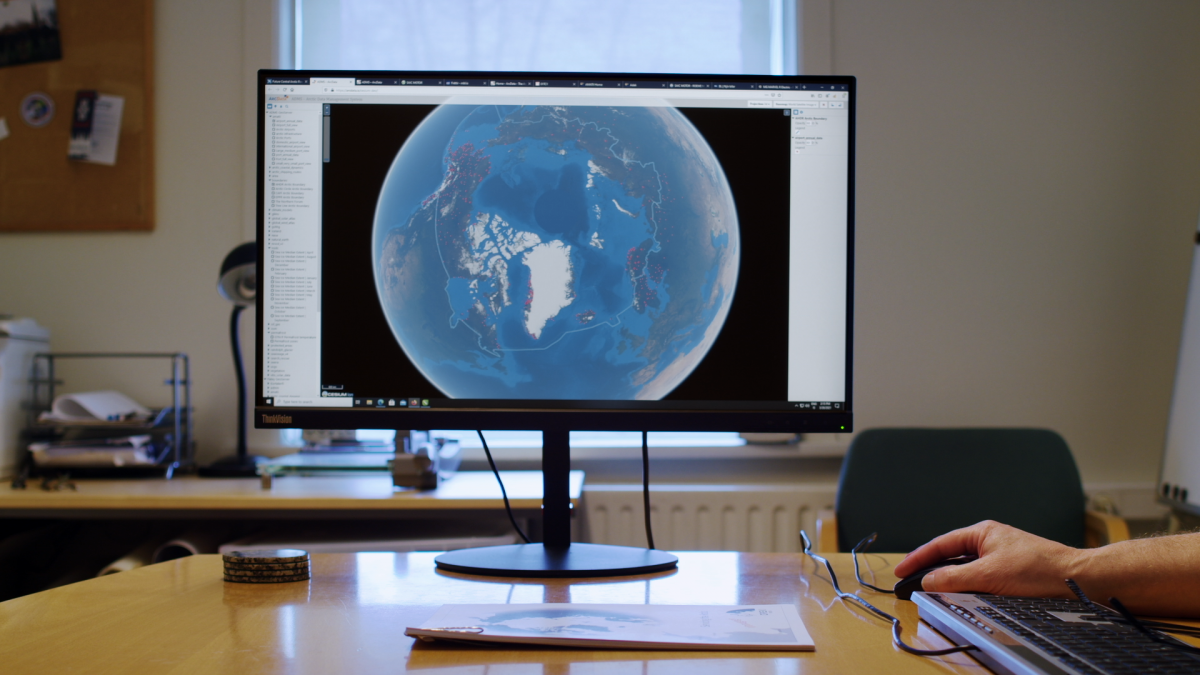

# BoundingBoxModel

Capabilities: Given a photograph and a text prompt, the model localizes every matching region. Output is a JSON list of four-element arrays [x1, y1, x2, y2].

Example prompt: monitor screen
[[255, 70, 854, 434]]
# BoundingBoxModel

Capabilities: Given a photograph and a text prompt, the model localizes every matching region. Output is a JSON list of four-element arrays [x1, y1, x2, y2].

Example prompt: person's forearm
[[1069, 533, 1200, 617]]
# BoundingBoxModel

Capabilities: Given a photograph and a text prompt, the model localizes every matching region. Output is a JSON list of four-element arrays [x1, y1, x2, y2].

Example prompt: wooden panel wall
[[0, 0, 153, 231]]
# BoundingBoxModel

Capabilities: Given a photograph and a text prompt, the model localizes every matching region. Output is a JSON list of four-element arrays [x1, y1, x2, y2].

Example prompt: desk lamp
[[199, 242, 264, 477]]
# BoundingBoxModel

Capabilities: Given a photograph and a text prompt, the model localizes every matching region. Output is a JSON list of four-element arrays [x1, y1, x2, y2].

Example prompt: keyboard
[[912, 591, 1200, 675]]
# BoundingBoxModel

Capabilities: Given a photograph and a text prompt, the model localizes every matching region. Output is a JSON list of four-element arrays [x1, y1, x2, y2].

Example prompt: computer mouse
[[893, 555, 977, 600]]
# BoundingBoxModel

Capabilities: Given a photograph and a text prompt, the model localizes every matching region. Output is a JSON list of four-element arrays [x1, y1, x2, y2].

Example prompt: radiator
[[581, 484, 837, 553]]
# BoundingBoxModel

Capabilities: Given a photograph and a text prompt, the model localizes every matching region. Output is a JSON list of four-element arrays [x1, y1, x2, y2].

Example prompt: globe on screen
[[373, 104, 739, 400]]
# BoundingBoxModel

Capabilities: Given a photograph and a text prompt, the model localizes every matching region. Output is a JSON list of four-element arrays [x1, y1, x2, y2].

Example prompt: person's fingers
[[895, 537, 962, 577], [895, 522, 993, 577], [921, 563, 979, 593]]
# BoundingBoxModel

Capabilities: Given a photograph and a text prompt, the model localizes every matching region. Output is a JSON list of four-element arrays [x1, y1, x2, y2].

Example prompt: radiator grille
[[581, 484, 836, 553]]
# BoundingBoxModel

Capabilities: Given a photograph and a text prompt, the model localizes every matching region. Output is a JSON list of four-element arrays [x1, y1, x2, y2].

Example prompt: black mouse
[[894, 556, 977, 600]]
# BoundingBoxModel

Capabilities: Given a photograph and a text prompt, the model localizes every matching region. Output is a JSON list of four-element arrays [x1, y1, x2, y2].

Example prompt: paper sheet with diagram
[[406, 604, 814, 651]]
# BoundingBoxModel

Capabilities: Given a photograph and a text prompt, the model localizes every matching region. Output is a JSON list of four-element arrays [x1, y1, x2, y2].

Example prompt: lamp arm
[[230, 304, 248, 459]]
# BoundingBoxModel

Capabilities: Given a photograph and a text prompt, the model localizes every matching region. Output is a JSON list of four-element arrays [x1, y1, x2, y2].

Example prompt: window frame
[[245, 0, 839, 459]]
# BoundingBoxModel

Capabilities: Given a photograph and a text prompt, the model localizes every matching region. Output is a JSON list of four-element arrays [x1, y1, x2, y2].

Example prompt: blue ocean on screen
[[372, 104, 739, 400]]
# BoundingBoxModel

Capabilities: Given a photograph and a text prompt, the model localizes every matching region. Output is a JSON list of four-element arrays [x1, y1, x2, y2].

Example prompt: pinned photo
[[0, 0, 62, 68]]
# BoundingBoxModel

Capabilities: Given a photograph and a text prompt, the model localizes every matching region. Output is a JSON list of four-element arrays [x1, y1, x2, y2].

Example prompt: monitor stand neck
[[540, 427, 571, 549], [433, 427, 679, 578]]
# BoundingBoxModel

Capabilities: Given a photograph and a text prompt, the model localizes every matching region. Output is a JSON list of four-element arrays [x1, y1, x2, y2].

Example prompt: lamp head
[[219, 242, 257, 306]]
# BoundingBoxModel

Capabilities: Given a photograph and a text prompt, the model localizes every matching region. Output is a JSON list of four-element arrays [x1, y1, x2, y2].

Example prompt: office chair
[[815, 428, 1129, 552]]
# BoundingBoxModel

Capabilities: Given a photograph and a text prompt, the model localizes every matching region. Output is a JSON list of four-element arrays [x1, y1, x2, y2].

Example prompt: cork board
[[0, 0, 153, 232]]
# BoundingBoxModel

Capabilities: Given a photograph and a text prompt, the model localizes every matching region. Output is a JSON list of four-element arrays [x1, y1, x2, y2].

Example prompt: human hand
[[893, 521, 1085, 598]]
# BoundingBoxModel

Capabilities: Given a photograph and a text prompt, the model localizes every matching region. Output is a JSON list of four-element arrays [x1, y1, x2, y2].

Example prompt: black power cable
[[1067, 579, 1200, 654], [477, 430, 530, 544], [642, 431, 656, 549]]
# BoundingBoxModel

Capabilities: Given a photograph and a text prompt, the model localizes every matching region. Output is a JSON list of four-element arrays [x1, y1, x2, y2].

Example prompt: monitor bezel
[[253, 68, 855, 434]]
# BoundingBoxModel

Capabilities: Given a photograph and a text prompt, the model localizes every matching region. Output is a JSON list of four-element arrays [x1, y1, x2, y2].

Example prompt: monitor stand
[[433, 427, 679, 578]]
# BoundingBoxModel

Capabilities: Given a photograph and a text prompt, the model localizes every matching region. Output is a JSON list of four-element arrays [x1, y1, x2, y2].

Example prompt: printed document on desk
[[406, 604, 814, 651]]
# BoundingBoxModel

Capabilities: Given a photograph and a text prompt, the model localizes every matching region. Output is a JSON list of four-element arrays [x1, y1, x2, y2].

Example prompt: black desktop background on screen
[[318, 103, 794, 404]]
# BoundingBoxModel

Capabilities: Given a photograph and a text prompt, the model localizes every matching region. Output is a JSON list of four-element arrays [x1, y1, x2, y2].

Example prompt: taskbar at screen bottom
[[263, 397, 845, 412], [255, 406, 852, 434]]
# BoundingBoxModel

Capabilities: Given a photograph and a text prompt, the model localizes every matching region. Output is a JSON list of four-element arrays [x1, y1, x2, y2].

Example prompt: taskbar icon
[[349, 397, 431, 409]]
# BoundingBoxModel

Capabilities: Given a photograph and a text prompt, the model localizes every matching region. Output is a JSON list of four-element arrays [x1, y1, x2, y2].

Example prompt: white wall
[[0, 0, 1197, 482], [824, 0, 1200, 483]]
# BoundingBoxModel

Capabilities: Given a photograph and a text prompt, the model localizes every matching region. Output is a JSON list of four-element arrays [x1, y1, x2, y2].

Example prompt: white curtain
[[299, 0, 794, 74]]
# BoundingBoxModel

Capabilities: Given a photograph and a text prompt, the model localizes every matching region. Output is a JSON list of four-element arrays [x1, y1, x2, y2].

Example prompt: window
[[282, 0, 805, 453], [296, 0, 797, 75]]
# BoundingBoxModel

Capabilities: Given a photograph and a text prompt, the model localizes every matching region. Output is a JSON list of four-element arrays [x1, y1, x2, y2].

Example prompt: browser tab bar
[[265, 74, 850, 94]]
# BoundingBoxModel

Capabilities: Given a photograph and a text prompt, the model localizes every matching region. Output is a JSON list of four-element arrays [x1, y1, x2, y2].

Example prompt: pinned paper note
[[68, 90, 124, 165]]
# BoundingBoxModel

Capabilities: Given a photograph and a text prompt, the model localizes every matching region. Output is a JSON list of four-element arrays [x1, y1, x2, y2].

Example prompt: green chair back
[[835, 428, 1087, 552]]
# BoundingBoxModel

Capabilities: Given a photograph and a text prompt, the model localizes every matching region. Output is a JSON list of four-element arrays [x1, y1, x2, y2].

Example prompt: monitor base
[[434, 543, 678, 578]]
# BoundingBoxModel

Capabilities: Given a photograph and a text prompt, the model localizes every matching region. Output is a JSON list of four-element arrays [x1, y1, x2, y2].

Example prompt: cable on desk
[[800, 530, 978, 657], [642, 431, 656, 550], [478, 430, 530, 544], [1068, 579, 1200, 654]]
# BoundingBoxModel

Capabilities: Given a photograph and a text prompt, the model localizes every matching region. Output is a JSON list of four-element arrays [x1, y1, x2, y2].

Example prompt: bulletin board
[[0, 0, 154, 232]]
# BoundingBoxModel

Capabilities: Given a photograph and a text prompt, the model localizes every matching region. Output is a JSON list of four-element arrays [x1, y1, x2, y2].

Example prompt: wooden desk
[[0, 471, 584, 519], [0, 551, 990, 674]]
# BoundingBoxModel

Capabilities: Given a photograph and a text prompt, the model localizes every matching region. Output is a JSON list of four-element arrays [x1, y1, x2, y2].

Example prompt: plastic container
[[0, 317, 50, 478]]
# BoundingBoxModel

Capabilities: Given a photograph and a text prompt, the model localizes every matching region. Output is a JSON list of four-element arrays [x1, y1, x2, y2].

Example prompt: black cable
[[800, 530, 977, 656], [477, 430, 530, 544], [1107, 597, 1200, 654], [1067, 580, 1200, 654], [1103, 618, 1200, 638], [642, 431, 656, 549]]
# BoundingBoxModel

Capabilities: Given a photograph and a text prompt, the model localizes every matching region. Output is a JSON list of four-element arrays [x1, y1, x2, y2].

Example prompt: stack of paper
[[30, 435, 160, 467]]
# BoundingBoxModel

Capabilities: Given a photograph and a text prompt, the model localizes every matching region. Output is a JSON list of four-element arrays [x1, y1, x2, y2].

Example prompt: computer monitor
[[255, 69, 855, 577]]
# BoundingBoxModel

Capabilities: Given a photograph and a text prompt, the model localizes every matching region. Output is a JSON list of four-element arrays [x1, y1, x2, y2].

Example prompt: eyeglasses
[[850, 532, 895, 594], [799, 529, 977, 656]]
